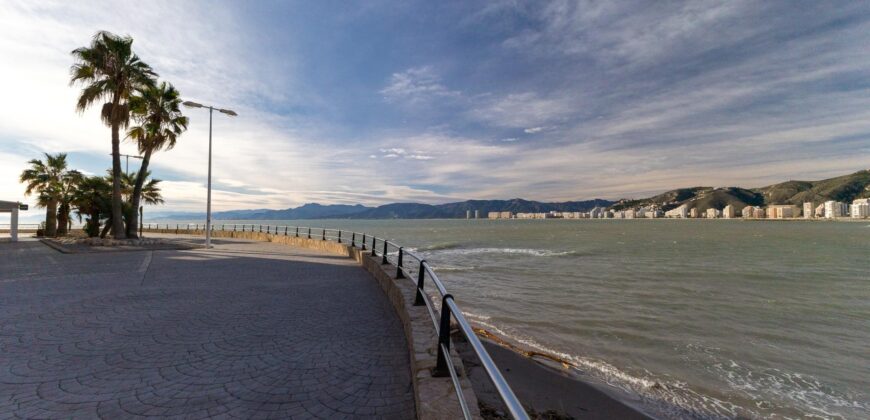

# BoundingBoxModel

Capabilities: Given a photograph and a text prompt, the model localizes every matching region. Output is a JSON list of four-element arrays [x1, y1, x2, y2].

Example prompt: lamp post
[[182, 100, 237, 249]]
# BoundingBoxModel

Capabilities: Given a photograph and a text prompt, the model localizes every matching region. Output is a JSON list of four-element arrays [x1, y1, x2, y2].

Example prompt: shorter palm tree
[[57, 169, 84, 236], [19, 153, 74, 237], [126, 81, 186, 238], [72, 176, 112, 237]]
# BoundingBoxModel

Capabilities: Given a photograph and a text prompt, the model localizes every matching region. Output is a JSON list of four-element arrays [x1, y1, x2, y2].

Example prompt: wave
[[428, 264, 477, 272], [432, 247, 578, 257], [466, 318, 824, 420], [417, 242, 463, 251]]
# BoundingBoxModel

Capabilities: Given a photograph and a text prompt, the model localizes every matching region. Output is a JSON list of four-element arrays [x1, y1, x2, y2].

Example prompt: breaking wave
[[431, 247, 577, 257]]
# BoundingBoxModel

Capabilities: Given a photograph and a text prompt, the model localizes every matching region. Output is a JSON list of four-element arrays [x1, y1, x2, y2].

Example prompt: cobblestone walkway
[[0, 237, 415, 419]]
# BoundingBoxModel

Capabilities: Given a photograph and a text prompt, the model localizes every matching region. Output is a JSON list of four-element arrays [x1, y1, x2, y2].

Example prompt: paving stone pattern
[[0, 238, 415, 419]]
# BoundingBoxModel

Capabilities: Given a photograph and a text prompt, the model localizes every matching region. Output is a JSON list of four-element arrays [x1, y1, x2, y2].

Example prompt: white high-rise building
[[706, 208, 720, 218], [850, 199, 870, 218], [742, 205, 756, 218], [802, 202, 814, 219], [722, 205, 735, 219], [824, 201, 846, 218], [665, 204, 688, 218]]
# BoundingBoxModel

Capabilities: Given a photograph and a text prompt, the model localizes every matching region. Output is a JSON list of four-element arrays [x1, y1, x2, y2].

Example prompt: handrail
[[141, 222, 529, 419]]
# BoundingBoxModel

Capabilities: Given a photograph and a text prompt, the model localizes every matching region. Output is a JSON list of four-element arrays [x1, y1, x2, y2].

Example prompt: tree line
[[19, 30, 187, 239]]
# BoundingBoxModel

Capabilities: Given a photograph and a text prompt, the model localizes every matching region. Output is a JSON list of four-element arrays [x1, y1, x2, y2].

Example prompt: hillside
[[148, 169, 870, 220], [612, 169, 870, 213], [754, 170, 870, 205], [153, 198, 614, 220], [347, 198, 613, 219]]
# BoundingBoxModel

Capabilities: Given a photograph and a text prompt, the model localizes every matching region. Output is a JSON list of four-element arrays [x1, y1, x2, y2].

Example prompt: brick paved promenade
[[0, 237, 415, 419]]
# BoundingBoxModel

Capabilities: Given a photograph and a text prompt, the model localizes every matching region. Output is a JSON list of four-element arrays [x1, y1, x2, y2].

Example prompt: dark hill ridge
[[152, 198, 615, 220], [613, 169, 870, 212], [346, 198, 614, 219]]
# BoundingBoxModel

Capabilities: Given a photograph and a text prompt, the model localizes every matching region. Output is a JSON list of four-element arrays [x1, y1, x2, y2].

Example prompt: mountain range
[[150, 169, 870, 220], [151, 199, 614, 220], [611, 169, 870, 212]]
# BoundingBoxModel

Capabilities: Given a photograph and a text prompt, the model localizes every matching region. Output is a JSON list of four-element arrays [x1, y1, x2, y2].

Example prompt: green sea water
[[155, 218, 870, 419]]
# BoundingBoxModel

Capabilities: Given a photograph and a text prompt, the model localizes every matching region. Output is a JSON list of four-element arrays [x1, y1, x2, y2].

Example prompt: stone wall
[[142, 228, 482, 420]]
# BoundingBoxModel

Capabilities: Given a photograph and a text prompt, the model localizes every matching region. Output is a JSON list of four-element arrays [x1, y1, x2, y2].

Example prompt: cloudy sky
[[2, 0, 869, 217]]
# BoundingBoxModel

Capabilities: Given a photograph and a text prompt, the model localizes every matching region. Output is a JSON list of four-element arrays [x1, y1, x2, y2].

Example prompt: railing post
[[175, 224, 178, 234], [322, 228, 326, 241], [396, 247, 405, 278], [414, 260, 427, 305], [361, 234, 366, 250], [259, 225, 262, 233], [338, 230, 342, 243], [382, 241, 389, 264], [284, 226, 288, 236], [433, 295, 454, 377], [295, 226, 299, 237], [233, 224, 237, 232], [371, 236, 376, 256], [351, 232, 356, 247], [307, 227, 312, 239]]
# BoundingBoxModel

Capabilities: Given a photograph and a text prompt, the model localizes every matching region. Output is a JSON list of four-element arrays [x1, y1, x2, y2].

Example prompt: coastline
[[457, 329, 652, 419]]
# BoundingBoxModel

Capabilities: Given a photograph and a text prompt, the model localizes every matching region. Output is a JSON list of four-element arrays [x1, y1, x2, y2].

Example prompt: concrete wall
[[143, 228, 482, 420]]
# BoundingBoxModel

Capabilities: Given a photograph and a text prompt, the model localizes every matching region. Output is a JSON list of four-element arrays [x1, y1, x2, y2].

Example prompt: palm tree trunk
[[126, 148, 152, 238], [110, 102, 126, 239], [57, 203, 69, 236], [100, 219, 112, 238], [45, 198, 58, 237]]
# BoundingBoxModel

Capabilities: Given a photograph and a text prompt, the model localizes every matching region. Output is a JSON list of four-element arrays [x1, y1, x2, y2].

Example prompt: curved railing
[[143, 223, 529, 420]]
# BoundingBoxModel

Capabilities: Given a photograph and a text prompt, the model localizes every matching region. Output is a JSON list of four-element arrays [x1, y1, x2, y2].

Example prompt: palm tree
[[126, 81, 187, 238], [19, 153, 73, 237], [56, 169, 84, 236], [72, 176, 112, 237], [70, 30, 156, 239]]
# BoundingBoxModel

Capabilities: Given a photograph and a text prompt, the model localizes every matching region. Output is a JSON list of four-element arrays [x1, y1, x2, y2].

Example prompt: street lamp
[[183, 100, 237, 248], [109, 153, 144, 175]]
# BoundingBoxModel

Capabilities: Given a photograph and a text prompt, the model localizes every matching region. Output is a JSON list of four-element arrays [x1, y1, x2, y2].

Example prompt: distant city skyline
[[2, 1, 870, 214]]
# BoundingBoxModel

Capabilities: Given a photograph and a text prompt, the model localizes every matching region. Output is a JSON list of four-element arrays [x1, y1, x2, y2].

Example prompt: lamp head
[[183, 101, 204, 108], [218, 109, 238, 117]]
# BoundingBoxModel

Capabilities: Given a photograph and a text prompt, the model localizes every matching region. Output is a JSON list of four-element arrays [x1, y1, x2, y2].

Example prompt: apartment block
[[802, 202, 814, 219], [824, 201, 846, 218]]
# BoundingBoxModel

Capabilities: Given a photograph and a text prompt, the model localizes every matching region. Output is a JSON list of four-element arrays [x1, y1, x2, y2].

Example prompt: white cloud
[[524, 127, 544, 134], [468, 92, 574, 129], [380, 66, 460, 103]]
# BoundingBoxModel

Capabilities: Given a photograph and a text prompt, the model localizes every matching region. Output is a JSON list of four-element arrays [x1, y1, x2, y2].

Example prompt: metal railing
[[143, 223, 528, 420]]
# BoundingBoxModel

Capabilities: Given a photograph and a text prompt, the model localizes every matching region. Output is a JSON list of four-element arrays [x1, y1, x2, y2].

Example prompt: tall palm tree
[[126, 81, 187, 238], [70, 30, 156, 239], [19, 153, 73, 237]]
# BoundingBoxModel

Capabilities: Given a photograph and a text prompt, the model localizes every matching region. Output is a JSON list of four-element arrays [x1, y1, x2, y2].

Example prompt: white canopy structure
[[0, 200, 22, 242]]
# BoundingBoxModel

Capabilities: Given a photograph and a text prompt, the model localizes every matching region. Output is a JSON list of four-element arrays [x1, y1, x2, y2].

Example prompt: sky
[[1, 0, 870, 218]]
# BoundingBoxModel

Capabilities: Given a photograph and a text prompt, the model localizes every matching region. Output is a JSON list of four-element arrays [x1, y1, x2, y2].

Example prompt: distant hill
[[238, 203, 372, 220], [754, 170, 870, 205], [151, 199, 614, 220], [147, 169, 870, 220], [346, 198, 613, 219], [611, 169, 870, 212]]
